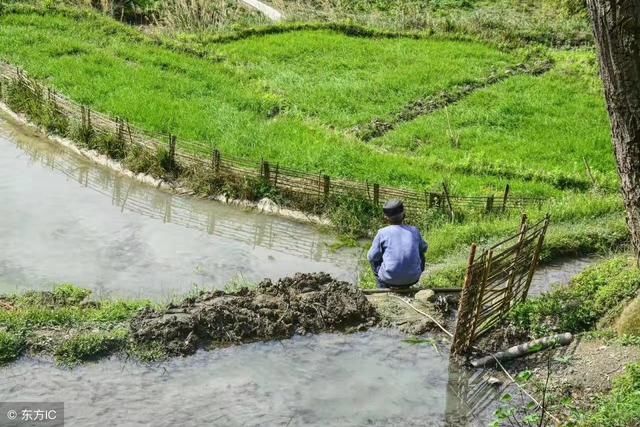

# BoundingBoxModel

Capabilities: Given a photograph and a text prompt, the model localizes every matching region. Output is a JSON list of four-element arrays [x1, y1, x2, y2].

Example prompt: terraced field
[[0, 4, 626, 261]]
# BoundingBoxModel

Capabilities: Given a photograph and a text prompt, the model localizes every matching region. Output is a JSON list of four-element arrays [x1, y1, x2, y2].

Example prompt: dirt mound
[[130, 273, 378, 355]]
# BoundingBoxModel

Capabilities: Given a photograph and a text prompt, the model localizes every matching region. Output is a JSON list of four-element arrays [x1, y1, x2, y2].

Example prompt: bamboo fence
[[12, 135, 341, 262], [451, 214, 550, 355], [0, 62, 547, 220]]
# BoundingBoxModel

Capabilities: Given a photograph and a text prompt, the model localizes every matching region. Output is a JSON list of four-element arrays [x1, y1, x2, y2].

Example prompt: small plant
[[54, 329, 128, 366], [52, 284, 92, 306], [94, 132, 128, 160], [444, 106, 460, 149], [0, 331, 25, 365], [70, 120, 96, 148], [223, 276, 256, 293], [582, 363, 640, 426], [124, 144, 165, 177], [326, 194, 382, 237]]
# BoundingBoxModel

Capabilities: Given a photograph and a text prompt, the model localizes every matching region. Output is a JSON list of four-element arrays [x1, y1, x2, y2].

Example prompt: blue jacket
[[367, 225, 428, 286]]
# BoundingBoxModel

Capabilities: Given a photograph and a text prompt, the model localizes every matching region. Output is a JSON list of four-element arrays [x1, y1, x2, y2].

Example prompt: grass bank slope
[[216, 29, 515, 128], [0, 5, 594, 197], [375, 51, 616, 190]]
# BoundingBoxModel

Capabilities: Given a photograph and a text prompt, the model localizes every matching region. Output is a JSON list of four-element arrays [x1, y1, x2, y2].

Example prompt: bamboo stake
[[502, 214, 528, 315], [521, 215, 550, 301], [442, 182, 454, 222], [501, 183, 511, 212], [470, 249, 493, 337], [470, 333, 573, 368], [452, 243, 477, 355]]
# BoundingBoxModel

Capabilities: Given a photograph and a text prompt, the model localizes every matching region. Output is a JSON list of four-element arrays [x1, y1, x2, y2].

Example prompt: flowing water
[[528, 257, 597, 296], [0, 114, 361, 300], [0, 331, 500, 427]]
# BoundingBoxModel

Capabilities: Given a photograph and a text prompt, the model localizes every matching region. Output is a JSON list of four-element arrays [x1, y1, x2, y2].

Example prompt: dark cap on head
[[383, 199, 404, 218]]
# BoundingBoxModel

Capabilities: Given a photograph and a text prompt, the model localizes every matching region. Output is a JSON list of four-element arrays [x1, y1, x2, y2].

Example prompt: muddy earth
[[131, 273, 378, 355]]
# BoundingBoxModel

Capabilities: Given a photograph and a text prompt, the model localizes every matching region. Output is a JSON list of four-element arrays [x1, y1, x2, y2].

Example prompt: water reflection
[[528, 257, 597, 295], [0, 115, 361, 299]]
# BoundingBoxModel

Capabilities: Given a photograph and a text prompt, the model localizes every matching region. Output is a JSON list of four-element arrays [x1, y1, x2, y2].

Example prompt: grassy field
[[374, 51, 616, 189], [0, 5, 566, 196], [0, 6, 614, 194], [0, 5, 553, 193], [215, 29, 516, 128], [0, 4, 627, 262], [267, 0, 593, 46]]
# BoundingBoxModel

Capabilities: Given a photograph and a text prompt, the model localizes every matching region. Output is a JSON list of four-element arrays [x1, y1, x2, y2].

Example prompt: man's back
[[367, 224, 428, 286]]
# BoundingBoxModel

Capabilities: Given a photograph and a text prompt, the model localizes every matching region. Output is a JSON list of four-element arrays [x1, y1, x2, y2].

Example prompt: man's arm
[[367, 232, 384, 275], [419, 235, 428, 272]]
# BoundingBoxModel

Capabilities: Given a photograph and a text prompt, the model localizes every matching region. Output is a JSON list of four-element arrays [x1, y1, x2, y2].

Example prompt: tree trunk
[[586, 0, 640, 263]]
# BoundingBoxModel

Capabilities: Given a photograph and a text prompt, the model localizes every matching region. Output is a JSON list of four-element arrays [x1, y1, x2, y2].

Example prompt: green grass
[[374, 51, 615, 191], [54, 329, 128, 366], [215, 29, 516, 128], [0, 285, 152, 332], [268, 0, 592, 47], [581, 363, 640, 427], [510, 257, 640, 337], [0, 5, 603, 198], [0, 331, 25, 365], [0, 284, 156, 365]]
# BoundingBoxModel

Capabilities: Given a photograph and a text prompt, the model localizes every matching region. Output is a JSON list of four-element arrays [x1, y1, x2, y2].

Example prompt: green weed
[[581, 363, 640, 427], [54, 329, 128, 366], [0, 331, 25, 365], [510, 257, 640, 337]]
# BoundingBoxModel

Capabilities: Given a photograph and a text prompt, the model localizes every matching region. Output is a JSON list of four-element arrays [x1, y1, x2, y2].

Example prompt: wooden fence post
[[168, 134, 176, 170], [502, 214, 528, 315], [373, 183, 380, 206], [262, 161, 271, 182], [442, 182, 454, 222], [323, 175, 330, 200], [485, 195, 494, 213], [502, 184, 511, 212], [521, 215, 550, 301], [452, 243, 478, 355], [126, 121, 134, 146], [212, 149, 221, 173], [470, 249, 493, 345]]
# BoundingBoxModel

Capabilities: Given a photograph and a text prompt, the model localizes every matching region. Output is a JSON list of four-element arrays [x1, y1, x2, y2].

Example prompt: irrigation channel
[[0, 113, 361, 300], [0, 112, 598, 426]]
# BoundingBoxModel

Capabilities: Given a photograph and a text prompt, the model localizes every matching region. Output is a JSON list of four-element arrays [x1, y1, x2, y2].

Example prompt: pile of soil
[[130, 273, 378, 355]]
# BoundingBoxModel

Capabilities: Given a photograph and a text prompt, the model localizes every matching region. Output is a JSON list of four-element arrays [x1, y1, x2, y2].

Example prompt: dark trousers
[[376, 277, 417, 289]]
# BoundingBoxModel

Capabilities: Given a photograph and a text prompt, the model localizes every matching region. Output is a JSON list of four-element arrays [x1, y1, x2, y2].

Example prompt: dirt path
[[239, 0, 284, 22]]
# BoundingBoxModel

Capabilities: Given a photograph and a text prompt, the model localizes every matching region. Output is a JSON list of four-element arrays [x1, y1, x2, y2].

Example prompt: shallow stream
[[1, 331, 500, 426], [0, 114, 361, 300]]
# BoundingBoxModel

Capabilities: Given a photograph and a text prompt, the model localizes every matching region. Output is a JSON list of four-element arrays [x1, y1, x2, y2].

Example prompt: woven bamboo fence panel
[[0, 62, 546, 218], [451, 214, 550, 355]]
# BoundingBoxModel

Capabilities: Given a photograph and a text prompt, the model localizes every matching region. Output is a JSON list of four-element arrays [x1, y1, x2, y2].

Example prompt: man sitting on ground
[[367, 200, 428, 289]]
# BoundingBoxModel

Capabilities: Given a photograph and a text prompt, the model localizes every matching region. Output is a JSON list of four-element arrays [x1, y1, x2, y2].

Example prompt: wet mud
[[131, 273, 378, 355]]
